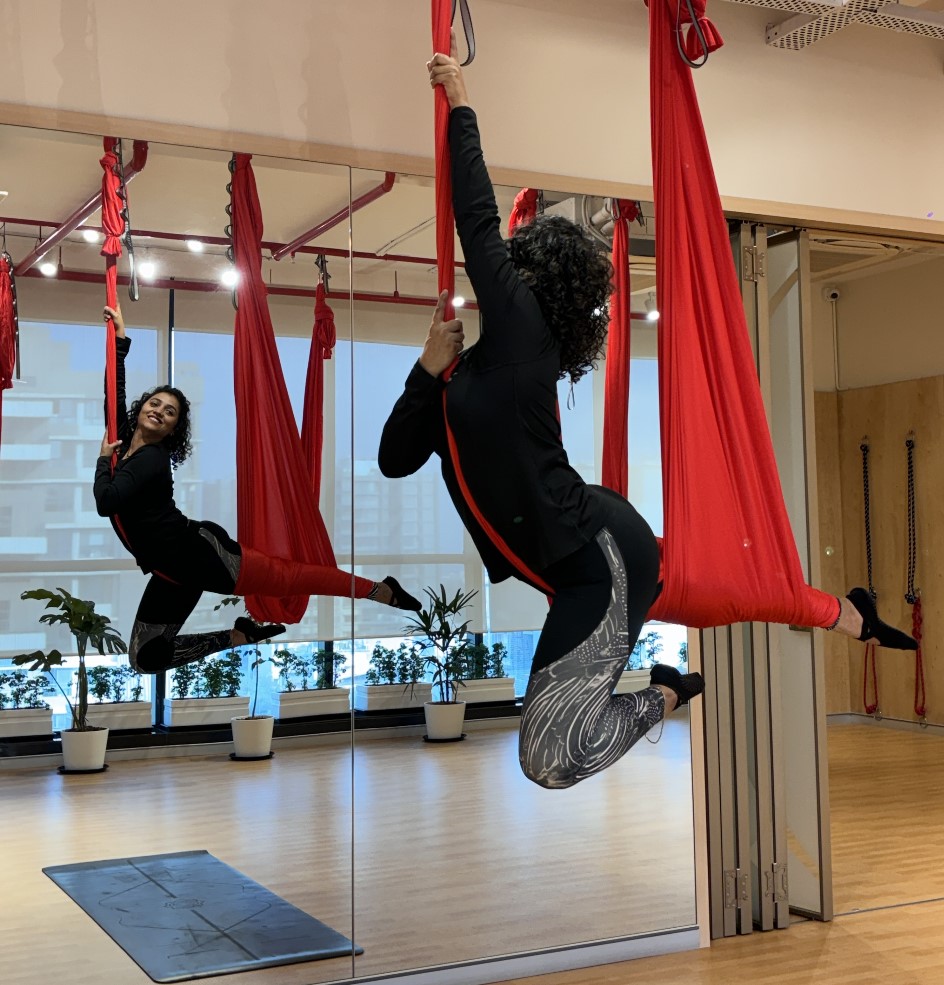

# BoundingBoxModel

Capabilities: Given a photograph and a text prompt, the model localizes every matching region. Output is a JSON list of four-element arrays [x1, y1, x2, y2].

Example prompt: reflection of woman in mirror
[[94, 304, 420, 676], [379, 38, 915, 789]]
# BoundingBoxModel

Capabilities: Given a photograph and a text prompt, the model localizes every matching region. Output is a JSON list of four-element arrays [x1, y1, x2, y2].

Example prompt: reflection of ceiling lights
[[221, 268, 239, 287], [139, 260, 157, 280], [186, 239, 205, 253], [453, 295, 465, 308], [645, 294, 660, 321], [82, 228, 102, 243], [39, 261, 57, 277]]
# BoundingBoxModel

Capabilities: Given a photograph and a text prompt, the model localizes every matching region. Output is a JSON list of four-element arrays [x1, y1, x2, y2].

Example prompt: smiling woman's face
[[136, 390, 181, 441]]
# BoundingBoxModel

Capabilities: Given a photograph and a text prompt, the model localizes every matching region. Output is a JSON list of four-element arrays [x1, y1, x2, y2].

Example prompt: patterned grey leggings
[[519, 497, 664, 789]]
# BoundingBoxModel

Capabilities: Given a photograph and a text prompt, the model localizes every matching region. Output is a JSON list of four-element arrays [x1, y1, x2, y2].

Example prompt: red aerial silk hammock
[[230, 153, 337, 624], [0, 253, 16, 446], [644, 0, 837, 630], [300, 281, 336, 503], [601, 199, 639, 498], [508, 188, 540, 236]]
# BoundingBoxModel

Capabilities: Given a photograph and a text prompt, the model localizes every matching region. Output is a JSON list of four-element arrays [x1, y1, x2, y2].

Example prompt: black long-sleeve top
[[379, 107, 603, 583], [92, 336, 190, 572]]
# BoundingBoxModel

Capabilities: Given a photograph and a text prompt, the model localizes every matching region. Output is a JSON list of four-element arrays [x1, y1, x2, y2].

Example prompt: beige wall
[[2, 1, 944, 230]]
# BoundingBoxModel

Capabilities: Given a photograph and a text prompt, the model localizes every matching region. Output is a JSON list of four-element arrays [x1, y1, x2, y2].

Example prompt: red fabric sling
[[508, 188, 540, 236], [601, 199, 638, 498], [300, 282, 337, 503], [0, 254, 16, 447], [231, 153, 336, 624], [432, 0, 456, 324], [645, 0, 837, 629], [101, 139, 124, 454]]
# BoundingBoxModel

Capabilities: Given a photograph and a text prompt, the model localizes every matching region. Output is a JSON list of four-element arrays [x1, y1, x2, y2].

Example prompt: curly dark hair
[[127, 386, 193, 469], [505, 214, 613, 383]]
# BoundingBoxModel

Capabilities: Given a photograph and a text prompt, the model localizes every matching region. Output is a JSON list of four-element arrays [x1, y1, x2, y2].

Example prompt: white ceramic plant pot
[[61, 726, 109, 772], [231, 715, 274, 759], [424, 700, 466, 741]]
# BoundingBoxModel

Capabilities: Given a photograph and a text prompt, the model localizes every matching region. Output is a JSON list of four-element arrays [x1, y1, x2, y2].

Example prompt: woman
[[94, 304, 420, 676], [379, 38, 915, 790]]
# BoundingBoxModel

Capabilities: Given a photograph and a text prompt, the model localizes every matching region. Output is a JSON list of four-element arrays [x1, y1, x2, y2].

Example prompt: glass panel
[[350, 164, 696, 976], [1, 125, 356, 985]]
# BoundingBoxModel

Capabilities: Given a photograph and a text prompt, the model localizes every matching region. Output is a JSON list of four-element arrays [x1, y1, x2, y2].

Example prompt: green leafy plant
[[404, 585, 478, 704], [273, 648, 311, 692], [87, 665, 144, 703], [313, 649, 347, 689], [365, 641, 425, 686], [0, 670, 50, 710], [456, 641, 507, 680], [12, 588, 127, 731], [626, 630, 664, 671], [245, 648, 269, 718], [678, 641, 688, 669], [171, 650, 244, 700]]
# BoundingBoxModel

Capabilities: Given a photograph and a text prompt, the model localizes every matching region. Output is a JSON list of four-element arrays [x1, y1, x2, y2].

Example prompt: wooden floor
[[4, 719, 695, 985]]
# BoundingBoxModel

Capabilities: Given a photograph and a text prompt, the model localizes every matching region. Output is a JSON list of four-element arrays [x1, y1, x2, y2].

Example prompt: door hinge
[[764, 862, 789, 902], [743, 245, 766, 282], [724, 868, 751, 909]]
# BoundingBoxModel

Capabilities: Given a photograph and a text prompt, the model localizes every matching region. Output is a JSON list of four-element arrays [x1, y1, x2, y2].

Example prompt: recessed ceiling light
[[645, 295, 660, 322], [221, 268, 239, 287], [453, 295, 465, 308], [138, 260, 157, 280], [186, 239, 205, 253], [82, 228, 102, 243], [39, 261, 57, 277]]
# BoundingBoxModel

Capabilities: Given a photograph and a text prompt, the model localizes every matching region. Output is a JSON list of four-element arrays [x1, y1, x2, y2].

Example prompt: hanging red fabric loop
[[100, 138, 124, 454], [0, 253, 16, 447], [912, 597, 925, 718], [645, 0, 837, 629], [508, 188, 540, 236], [678, 0, 724, 60], [230, 153, 336, 624], [601, 200, 639, 498], [300, 281, 337, 503]]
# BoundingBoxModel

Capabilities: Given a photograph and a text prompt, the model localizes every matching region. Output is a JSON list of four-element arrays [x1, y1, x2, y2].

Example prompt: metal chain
[[860, 440, 875, 599], [905, 434, 917, 604], [225, 155, 238, 311]]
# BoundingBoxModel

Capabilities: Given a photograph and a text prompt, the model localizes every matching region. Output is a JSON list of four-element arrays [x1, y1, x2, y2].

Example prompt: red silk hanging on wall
[[601, 199, 639, 498], [645, 0, 837, 629], [301, 281, 337, 503], [0, 254, 16, 447], [231, 153, 336, 624]]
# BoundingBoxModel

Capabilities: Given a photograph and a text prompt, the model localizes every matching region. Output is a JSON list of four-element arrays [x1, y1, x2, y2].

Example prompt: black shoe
[[650, 663, 705, 708], [233, 616, 286, 644], [382, 576, 422, 611], [846, 588, 917, 650]]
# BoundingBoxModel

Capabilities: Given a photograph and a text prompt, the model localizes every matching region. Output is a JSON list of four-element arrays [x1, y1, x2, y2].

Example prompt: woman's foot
[[839, 589, 917, 650], [650, 663, 705, 714], [231, 616, 286, 647], [369, 577, 422, 611]]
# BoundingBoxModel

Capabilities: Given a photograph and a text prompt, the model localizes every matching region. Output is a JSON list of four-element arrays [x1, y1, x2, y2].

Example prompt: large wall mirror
[[1, 120, 698, 985]]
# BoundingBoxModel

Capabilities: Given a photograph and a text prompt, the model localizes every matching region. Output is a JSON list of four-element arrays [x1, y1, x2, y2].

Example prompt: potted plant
[[231, 649, 275, 759], [405, 585, 478, 742], [0, 669, 54, 740], [11, 587, 127, 772], [85, 664, 151, 732], [272, 646, 350, 719], [617, 629, 664, 694], [454, 641, 516, 703], [163, 650, 250, 728], [352, 641, 431, 712]]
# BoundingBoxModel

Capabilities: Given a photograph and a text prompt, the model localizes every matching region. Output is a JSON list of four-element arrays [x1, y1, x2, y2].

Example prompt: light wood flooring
[[3, 719, 695, 985]]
